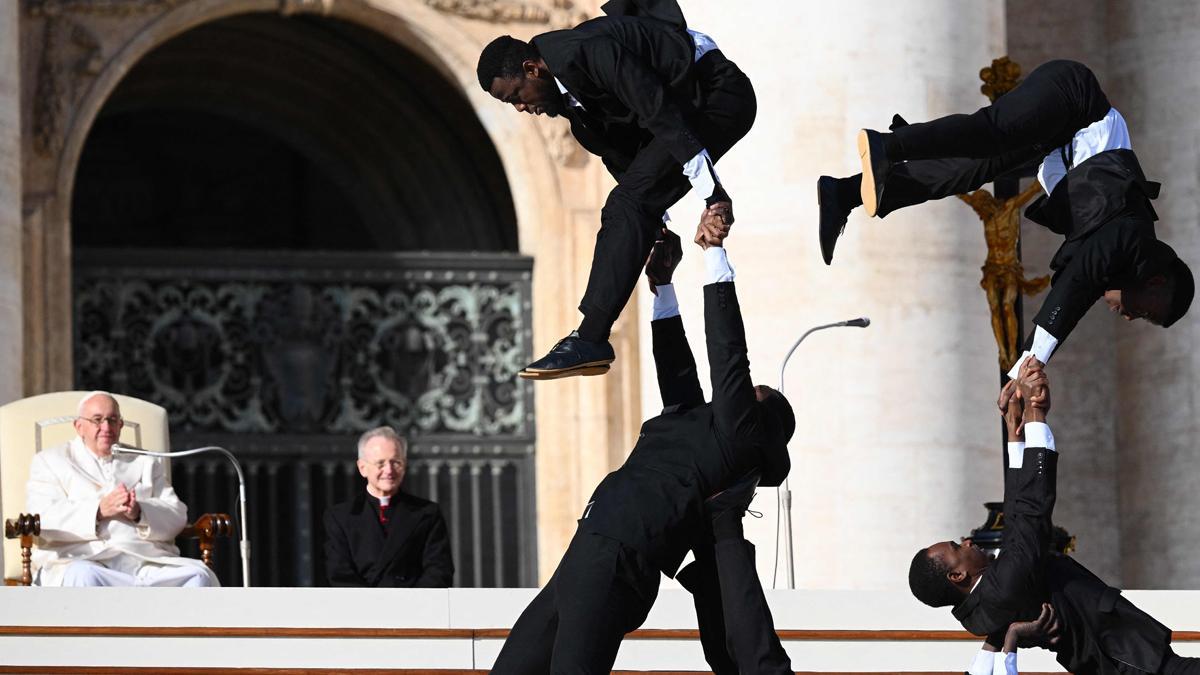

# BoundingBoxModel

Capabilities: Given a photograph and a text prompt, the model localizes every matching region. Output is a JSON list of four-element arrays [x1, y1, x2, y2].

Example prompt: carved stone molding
[[26, 0, 189, 157], [25, 0, 186, 17], [424, 0, 587, 28], [540, 119, 588, 168], [278, 0, 334, 16]]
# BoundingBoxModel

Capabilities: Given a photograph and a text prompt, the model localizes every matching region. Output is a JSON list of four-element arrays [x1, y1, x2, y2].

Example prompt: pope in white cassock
[[25, 391, 219, 587]]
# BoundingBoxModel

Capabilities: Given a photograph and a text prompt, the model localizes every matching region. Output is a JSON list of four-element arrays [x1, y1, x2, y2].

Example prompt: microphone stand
[[775, 317, 870, 590], [114, 445, 251, 587]]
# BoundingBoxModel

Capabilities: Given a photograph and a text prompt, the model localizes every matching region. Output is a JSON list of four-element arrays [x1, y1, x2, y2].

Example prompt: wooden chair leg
[[5, 514, 41, 587]]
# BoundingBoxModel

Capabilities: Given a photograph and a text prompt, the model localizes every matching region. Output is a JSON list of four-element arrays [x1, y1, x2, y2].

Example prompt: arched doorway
[[70, 12, 535, 587]]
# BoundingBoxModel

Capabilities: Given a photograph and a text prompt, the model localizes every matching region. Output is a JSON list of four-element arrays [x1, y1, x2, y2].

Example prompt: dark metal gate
[[73, 249, 536, 587]]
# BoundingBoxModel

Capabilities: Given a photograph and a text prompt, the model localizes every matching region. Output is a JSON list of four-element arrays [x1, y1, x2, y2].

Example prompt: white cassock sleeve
[[134, 456, 189, 542], [25, 453, 102, 543]]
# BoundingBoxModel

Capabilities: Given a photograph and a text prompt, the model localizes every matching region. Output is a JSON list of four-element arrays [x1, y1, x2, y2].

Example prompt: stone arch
[[53, 0, 566, 258]]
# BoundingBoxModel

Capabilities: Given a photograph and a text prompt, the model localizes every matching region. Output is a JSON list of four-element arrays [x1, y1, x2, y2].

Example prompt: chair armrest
[[5, 513, 41, 586], [180, 513, 233, 570]]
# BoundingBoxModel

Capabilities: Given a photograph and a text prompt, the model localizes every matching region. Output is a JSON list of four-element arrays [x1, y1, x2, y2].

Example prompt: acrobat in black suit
[[909, 361, 1199, 675], [477, 0, 756, 380], [818, 60, 1192, 379], [491, 224, 791, 674]]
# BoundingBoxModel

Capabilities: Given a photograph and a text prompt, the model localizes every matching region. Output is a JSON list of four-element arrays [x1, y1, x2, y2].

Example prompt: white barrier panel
[[0, 587, 1196, 671]]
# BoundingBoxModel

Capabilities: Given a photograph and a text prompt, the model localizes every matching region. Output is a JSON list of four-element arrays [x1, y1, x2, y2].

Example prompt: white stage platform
[[0, 587, 1196, 673]]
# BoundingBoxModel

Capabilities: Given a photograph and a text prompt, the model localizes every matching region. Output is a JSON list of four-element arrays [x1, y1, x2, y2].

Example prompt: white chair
[[1, 391, 231, 585]]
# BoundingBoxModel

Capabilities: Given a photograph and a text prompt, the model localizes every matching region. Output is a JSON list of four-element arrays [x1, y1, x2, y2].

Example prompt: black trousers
[[869, 59, 1110, 217], [576, 50, 757, 342], [680, 535, 791, 674], [1161, 648, 1200, 675], [887, 59, 1111, 162], [491, 531, 660, 674]]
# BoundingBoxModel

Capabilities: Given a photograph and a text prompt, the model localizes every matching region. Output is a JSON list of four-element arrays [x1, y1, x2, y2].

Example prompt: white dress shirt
[[967, 648, 1019, 675], [1036, 107, 1132, 196], [651, 246, 735, 320]]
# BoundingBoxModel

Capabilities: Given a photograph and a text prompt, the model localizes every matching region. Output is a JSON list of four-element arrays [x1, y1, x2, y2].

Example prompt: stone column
[[1106, 0, 1200, 588], [0, 0, 22, 406], [638, 1, 1008, 588]]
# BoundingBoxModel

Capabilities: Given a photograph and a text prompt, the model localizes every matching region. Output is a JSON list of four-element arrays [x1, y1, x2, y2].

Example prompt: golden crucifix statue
[[957, 57, 1050, 372]]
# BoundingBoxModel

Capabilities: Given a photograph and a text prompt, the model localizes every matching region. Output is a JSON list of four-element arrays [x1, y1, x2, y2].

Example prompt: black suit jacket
[[531, 0, 707, 177], [951, 445, 1171, 675], [1024, 149, 1176, 349], [577, 282, 775, 578], [323, 490, 454, 588]]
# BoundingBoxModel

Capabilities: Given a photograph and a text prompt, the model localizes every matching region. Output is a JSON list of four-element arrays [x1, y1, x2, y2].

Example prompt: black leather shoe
[[857, 128, 889, 218], [519, 331, 615, 380], [817, 175, 851, 265]]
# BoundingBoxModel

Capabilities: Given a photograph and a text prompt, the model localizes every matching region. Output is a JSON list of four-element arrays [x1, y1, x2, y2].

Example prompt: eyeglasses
[[79, 415, 123, 427], [365, 460, 405, 470]]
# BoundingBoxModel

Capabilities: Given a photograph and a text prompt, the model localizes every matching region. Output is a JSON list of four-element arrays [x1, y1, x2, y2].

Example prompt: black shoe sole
[[518, 362, 612, 380]]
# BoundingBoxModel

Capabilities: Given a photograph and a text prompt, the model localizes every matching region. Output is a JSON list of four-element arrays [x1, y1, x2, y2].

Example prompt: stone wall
[[1106, 1, 1200, 588], [0, 0, 22, 407]]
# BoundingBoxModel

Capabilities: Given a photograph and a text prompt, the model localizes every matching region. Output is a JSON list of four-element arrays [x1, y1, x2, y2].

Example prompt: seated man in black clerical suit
[[908, 361, 1199, 675], [817, 60, 1192, 380], [477, 0, 756, 380], [323, 427, 454, 587], [490, 211, 793, 674]]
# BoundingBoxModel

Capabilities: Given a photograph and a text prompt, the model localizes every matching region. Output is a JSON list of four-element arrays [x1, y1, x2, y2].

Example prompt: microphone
[[773, 316, 871, 590], [112, 445, 251, 587]]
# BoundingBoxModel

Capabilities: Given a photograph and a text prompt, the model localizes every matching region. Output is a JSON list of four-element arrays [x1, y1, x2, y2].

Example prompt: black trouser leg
[[1161, 648, 1200, 675], [677, 550, 738, 675], [887, 59, 1111, 161], [491, 574, 560, 673], [713, 536, 792, 674], [548, 532, 660, 674], [577, 153, 691, 342], [575, 52, 756, 342], [875, 144, 1046, 217]]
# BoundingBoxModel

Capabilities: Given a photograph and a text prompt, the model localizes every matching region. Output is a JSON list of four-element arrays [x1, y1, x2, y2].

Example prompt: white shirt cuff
[[652, 284, 680, 320], [1007, 441, 1027, 469], [967, 649, 995, 675], [704, 246, 735, 284], [996, 650, 1018, 675], [682, 149, 720, 201], [1006, 326, 1059, 379], [1023, 422, 1055, 452]]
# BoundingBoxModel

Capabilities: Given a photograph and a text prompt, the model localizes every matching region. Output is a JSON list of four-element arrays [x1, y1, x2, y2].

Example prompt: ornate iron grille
[[73, 249, 536, 587]]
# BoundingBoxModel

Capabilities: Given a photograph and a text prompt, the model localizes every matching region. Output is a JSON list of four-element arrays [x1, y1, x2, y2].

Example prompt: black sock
[[837, 175, 863, 208], [575, 315, 609, 343], [882, 132, 901, 158]]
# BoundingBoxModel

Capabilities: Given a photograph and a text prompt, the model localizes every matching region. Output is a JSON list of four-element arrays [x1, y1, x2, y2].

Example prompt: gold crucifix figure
[[957, 57, 1050, 372]]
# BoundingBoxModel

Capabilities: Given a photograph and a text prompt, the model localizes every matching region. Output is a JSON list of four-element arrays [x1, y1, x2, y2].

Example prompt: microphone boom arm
[[774, 317, 869, 590], [114, 445, 251, 588]]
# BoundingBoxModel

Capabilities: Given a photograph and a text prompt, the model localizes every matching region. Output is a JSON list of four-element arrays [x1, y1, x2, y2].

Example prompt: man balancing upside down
[[477, 0, 755, 380], [909, 360, 1199, 675], [816, 59, 1192, 378], [491, 215, 792, 674]]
